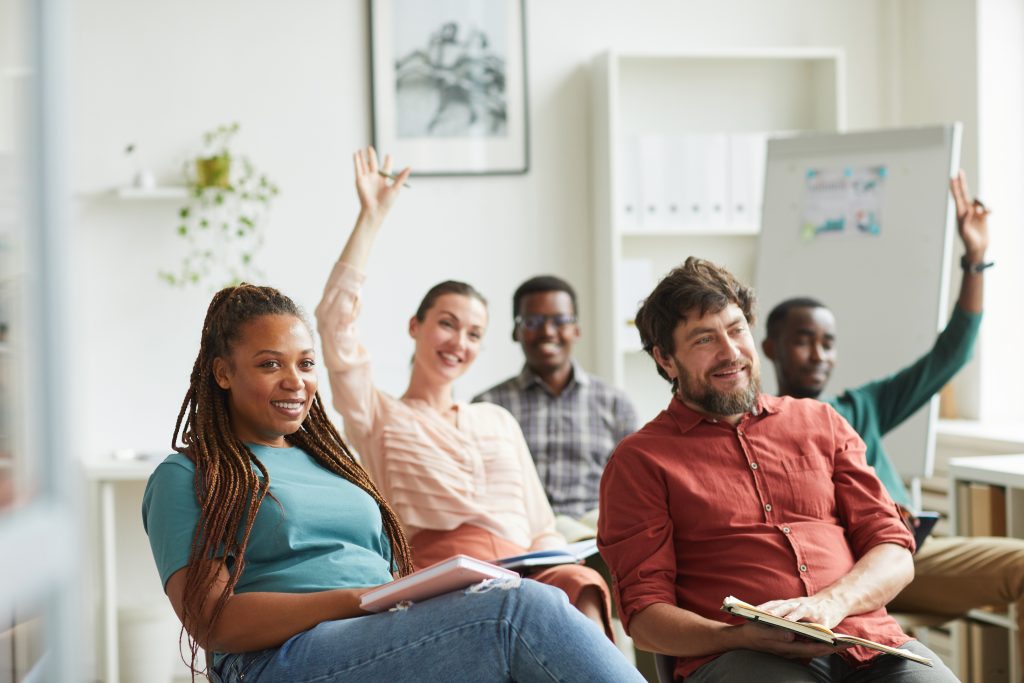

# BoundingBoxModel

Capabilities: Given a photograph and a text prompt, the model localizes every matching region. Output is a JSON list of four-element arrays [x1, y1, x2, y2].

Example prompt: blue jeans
[[214, 578, 643, 682]]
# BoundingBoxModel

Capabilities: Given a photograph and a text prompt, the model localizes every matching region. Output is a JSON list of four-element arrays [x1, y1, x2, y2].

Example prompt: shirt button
[[765, 503, 772, 512], [799, 564, 808, 572], [782, 526, 791, 534], [750, 462, 758, 470]]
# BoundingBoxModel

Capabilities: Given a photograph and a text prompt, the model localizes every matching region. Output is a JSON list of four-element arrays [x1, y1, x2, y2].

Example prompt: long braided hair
[[172, 283, 412, 676]]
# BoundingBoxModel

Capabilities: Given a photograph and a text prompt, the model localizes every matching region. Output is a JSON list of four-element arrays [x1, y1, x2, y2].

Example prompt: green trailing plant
[[160, 123, 280, 288]]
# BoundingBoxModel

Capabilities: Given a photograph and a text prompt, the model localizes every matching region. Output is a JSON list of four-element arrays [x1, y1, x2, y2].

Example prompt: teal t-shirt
[[141, 444, 394, 594], [826, 306, 981, 508]]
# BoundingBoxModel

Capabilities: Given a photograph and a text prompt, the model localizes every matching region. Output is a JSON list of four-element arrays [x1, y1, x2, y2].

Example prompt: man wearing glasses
[[475, 276, 638, 534]]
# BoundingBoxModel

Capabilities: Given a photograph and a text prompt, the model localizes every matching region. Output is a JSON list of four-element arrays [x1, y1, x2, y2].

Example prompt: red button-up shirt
[[598, 394, 915, 679]]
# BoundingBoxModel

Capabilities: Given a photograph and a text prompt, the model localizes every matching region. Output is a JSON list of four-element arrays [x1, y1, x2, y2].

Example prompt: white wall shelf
[[620, 225, 760, 238], [112, 186, 188, 200], [590, 48, 846, 423]]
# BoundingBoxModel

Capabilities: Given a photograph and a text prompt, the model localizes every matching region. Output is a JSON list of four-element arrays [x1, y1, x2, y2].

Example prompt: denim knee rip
[[389, 600, 414, 612], [465, 576, 522, 595]]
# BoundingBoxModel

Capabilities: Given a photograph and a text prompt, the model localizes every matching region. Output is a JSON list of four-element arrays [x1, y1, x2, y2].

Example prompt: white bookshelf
[[590, 49, 846, 422]]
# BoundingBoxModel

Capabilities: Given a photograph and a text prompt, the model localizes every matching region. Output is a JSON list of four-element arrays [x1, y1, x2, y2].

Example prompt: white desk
[[948, 454, 1024, 682], [86, 457, 161, 683]]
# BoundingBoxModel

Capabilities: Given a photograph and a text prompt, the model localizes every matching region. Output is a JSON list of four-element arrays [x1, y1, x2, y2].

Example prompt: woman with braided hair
[[142, 280, 643, 682], [316, 147, 615, 638]]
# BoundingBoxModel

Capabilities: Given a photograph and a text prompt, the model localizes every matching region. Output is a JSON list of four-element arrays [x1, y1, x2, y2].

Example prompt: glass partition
[[0, 0, 81, 680]]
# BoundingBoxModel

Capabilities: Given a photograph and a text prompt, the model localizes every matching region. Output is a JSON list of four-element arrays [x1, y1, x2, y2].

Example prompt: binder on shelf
[[638, 135, 669, 232], [626, 131, 767, 235], [617, 137, 643, 231], [676, 134, 703, 229], [968, 483, 1007, 537], [619, 259, 654, 352], [968, 621, 1010, 681], [728, 132, 768, 233], [661, 135, 688, 233], [703, 133, 730, 229]]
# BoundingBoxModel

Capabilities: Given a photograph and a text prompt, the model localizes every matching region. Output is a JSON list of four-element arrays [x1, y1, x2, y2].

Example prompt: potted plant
[[160, 123, 279, 288], [194, 122, 236, 189]]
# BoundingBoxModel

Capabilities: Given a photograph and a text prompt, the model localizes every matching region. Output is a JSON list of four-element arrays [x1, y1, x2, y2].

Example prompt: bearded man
[[596, 257, 957, 683]]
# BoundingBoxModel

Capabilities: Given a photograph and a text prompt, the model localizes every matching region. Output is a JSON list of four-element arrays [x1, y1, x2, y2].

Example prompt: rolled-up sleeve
[[597, 440, 678, 632], [828, 406, 914, 557]]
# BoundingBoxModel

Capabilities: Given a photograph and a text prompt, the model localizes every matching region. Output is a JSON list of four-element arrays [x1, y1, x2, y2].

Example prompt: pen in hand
[[378, 169, 411, 189]]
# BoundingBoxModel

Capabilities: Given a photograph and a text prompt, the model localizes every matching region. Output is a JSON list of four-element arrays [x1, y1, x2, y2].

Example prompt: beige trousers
[[891, 535, 1024, 680]]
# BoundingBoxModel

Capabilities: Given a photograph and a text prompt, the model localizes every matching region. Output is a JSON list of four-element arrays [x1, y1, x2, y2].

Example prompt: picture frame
[[369, 0, 529, 176]]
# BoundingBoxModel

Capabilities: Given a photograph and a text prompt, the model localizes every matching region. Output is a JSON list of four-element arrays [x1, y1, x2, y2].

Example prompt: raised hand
[[353, 146, 412, 225], [950, 169, 990, 260], [336, 147, 413, 269]]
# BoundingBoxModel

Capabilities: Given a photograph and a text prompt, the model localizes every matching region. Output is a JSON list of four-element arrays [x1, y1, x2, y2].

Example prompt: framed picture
[[370, 0, 529, 176]]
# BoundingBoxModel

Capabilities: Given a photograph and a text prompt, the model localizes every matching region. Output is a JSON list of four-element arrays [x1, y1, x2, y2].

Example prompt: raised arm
[[165, 563, 377, 653], [853, 171, 989, 437], [339, 146, 411, 270], [314, 148, 411, 448], [950, 169, 990, 314]]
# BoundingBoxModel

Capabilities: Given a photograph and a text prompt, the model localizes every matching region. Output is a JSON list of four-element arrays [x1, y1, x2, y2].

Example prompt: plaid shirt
[[474, 363, 638, 519]]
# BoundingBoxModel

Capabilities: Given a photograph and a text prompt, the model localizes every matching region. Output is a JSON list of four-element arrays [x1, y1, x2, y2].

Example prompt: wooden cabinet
[[948, 454, 1024, 681]]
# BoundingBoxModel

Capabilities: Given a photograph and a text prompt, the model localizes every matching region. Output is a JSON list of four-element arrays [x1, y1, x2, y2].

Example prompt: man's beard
[[677, 361, 761, 416]]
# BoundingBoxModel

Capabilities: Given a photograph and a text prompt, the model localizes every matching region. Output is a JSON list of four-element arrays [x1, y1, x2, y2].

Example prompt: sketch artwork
[[393, 17, 508, 138], [372, 0, 528, 174]]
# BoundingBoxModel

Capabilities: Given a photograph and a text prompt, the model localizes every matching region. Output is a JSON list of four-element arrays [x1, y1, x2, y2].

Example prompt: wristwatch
[[961, 255, 994, 274]]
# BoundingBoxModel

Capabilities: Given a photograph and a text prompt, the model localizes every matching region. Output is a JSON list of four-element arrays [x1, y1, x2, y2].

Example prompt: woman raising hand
[[316, 147, 614, 635]]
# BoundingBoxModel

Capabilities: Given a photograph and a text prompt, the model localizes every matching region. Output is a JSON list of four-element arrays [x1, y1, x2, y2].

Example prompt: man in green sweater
[[763, 170, 1024, 662]]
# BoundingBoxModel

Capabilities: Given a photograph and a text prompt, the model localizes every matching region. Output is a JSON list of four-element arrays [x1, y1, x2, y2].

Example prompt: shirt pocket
[[780, 454, 835, 519]]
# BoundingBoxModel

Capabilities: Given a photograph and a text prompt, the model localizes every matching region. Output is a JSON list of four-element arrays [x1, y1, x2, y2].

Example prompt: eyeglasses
[[514, 314, 577, 332]]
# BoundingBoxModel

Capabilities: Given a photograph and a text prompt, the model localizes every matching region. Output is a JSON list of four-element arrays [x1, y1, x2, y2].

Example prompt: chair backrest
[[654, 652, 676, 683]]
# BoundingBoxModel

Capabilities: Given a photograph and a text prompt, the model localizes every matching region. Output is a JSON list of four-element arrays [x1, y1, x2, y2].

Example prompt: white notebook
[[360, 554, 518, 613], [494, 538, 599, 571]]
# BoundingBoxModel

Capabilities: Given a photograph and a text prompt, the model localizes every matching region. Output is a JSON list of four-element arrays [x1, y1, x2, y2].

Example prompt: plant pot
[[196, 154, 231, 189]]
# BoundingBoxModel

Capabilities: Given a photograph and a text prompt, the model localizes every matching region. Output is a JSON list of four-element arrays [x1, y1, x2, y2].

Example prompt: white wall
[[70, 0, 908, 463], [975, 0, 1024, 423], [890, 0, 1024, 424], [893, 0, 983, 420]]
